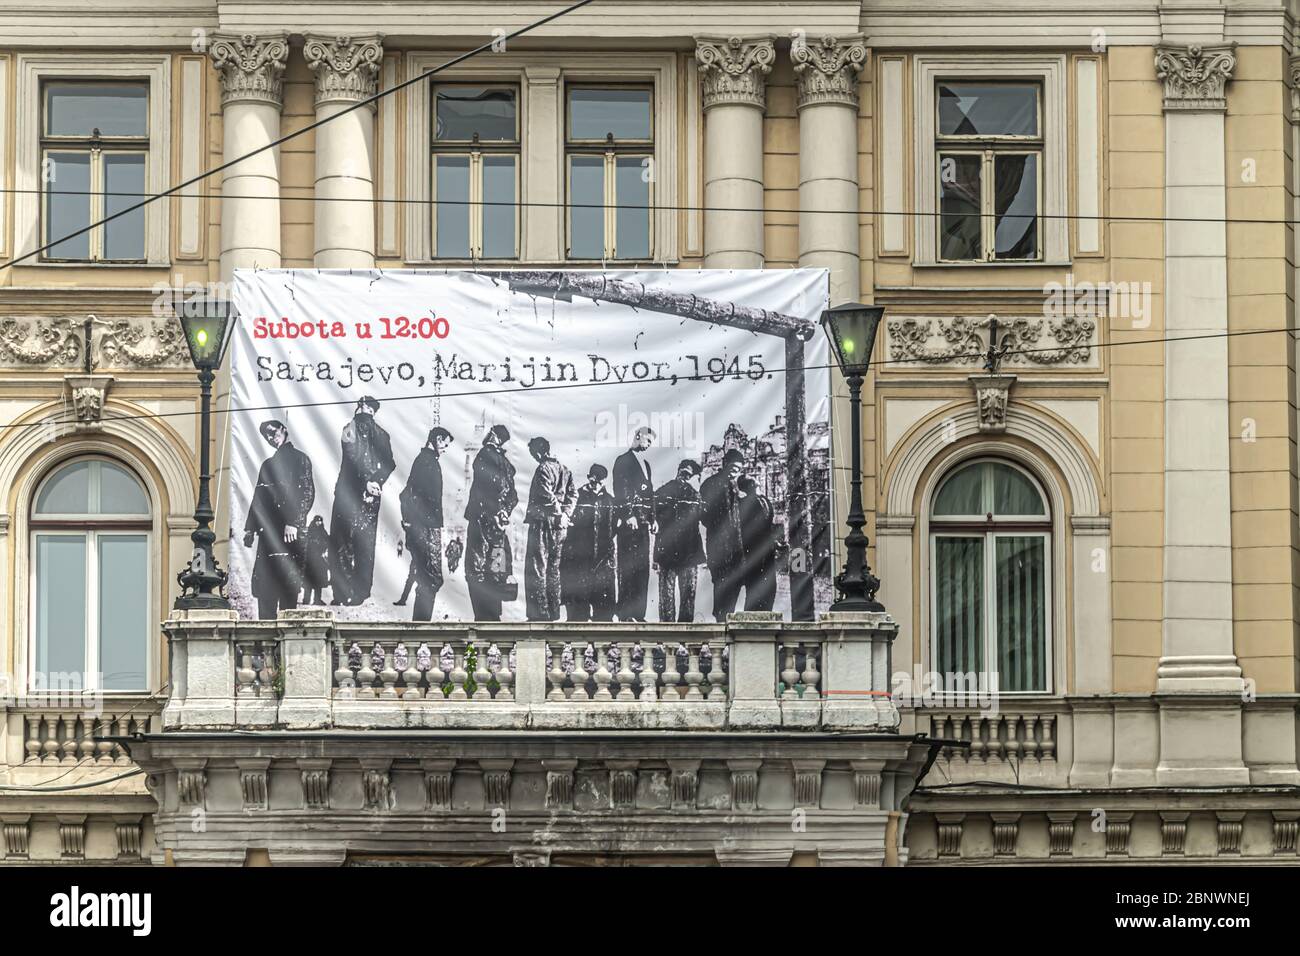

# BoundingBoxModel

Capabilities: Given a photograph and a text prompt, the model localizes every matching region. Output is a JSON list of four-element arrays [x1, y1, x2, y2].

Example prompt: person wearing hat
[[738, 474, 782, 611], [243, 419, 315, 619], [398, 425, 454, 621], [464, 423, 519, 620], [561, 463, 617, 621], [700, 448, 747, 621], [653, 458, 705, 621], [612, 426, 657, 621], [523, 436, 577, 621], [329, 396, 395, 606]]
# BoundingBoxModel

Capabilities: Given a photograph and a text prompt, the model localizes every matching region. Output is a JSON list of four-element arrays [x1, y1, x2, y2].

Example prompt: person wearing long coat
[[524, 437, 578, 621], [700, 449, 747, 621], [329, 396, 395, 606], [243, 420, 314, 620], [612, 427, 656, 621], [561, 464, 617, 621], [738, 474, 782, 612], [399, 426, 452, 621], [464, 424, 518, 621], [653, 459, 705, 622]]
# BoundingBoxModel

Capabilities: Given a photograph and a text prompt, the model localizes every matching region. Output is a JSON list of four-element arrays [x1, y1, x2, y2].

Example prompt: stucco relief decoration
[[969, 374, 1015, 433], [1155, 44, 1236, 112], [695, 36, 776, 110], [1289, 55, 1300, 122], [791, 34, 868, 109], [0, 318, 81, 366], [209, 33, 290, 107], [886, 314, 1095, 367], [96, 318, 191, 368], [304, 35, 384, 108], [64, 375, 114, 428]]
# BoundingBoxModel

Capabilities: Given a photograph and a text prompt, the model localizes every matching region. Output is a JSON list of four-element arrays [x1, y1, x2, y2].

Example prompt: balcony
[[163, 608, 902, 734]]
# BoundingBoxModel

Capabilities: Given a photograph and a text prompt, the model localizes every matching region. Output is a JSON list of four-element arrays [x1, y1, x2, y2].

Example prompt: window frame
[[402, 52, 679, 264], [912, 54, 1067, 267], [40, 79, 151, 263], [934, 81, 1044, 263], [928, 458, 1053, 696], [28, 456, 153, 695], [15, 54, 171, 267], [430, 83, 522, 260], [564, 83, 656, 261]]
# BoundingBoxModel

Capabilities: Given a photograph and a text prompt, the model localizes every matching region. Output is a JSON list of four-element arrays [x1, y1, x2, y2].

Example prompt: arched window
[[930, 459, 1050, 693], [31, 458, 151, 691]]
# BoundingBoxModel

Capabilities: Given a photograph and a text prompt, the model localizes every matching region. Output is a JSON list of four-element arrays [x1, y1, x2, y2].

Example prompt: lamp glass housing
[[820, 303, 884, 375], [178, 298, 236, 370]]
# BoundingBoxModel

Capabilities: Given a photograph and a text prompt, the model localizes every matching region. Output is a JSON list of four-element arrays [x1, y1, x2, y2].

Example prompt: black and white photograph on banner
[[226, 269, 834, 623]]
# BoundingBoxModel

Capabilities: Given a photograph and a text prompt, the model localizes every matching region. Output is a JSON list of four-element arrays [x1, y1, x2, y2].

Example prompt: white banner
[[226, 269, 833, 623]]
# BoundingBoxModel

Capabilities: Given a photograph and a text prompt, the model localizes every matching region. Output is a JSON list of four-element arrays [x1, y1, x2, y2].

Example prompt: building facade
[[2, 0, 1300, 864]]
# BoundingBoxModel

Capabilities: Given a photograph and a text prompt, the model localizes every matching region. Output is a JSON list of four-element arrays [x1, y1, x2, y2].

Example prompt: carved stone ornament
[[0, 318, 81, 366], [970, 373, 1016, 434], [1290, 55, 1300, 123], [886, 314, 1095, 367], [791, 34, 868, 110], [96, 317, 192, 368], [209, 34, 290, 108], [1154, 44, 1236, 112], [304, 34, 384, 108], [695, 36, 776, 110], [64, 374, 114, 429]]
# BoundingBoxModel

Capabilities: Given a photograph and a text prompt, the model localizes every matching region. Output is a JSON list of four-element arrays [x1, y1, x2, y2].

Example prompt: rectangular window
[[934, 82, 1041, 262], [432, 85, 519, 259], [40, 80, 149, 262], [566, 86, 652, 260]]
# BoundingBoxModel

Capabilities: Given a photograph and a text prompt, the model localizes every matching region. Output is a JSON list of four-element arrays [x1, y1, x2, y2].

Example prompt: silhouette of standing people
[[700, 449, 746, 621], [329, 396, 394, 606], [561, 464, 617, 622], [243, 419, 314, 619], [399, 426, 453, 621], [613, 426, 656, 621], [464, 424, 518, 621], [738, 474, 781, 611], [654, 459, 704, 622], [524, 437, 577, 621]]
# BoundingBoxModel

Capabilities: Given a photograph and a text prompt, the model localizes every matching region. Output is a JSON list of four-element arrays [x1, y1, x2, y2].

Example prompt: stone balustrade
[[161, 608, 900, 733], [2, 697, 163, 791]]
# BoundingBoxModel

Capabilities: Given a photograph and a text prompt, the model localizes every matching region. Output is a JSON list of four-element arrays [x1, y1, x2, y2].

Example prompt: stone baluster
[[616, 643, 637, 701], [593, 644, 614, 701], [39, 716, 58, 763], [683, 647, 705, 700], [24, 716, 41, 763], [356, 645, 377, 698], [236, 649, 257, 696], [987, 716, 1005, 761], [60, 716, 77, 763], [706, 643, 728, 700], [396, 643, 421, 700], [472, 644, 493, 701], [969, 717, 985, 762], [660, 644, 680, 701], [378, 645, 400, 699], [780, 645, 800, 700], [1043, 715, 1057, 760], [334, 640, 357, 697], [94, 717, 113, 764], [435, 644, 455, 700], [77, 716, 95, 763], [800, 644, 821, 699], [496, 645, 515, 702], [635, 643, 658, 702], [548, 643, 568, 701], [1005, 715, 1023, 762], [448, 647, 469, 701], [114, 717, 133, 764]]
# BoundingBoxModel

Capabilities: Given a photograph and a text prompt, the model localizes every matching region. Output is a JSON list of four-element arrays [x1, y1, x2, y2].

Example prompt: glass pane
[[35, 535, 87, 687], [434, 155, 471, 258], [569, 155, 605, 258], [569, 88, 652, 141], [993, 153, 1038, 260], [991, 463, 1044, 516], [36, 460, 92, 515], [938, 153, 982, 261], [481, 154, 517, 259], [104, 153, 146, 260], [933, 463, 985, 516], [995, 536, 1047, 692], [98, 461, 149, 515], [938, 83, 1038, 137], [44, 151, 91, 259], [45, 82, 148, 137], [934, 537, 984, 687], [435, 87, 517, 142], [99, 535, 148, 690], [614, 155, 650, 259]]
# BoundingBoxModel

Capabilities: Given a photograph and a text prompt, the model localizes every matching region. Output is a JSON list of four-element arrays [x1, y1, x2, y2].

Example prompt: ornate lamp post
[[174, 298, 236, 610], [821, 303, 886, 612]]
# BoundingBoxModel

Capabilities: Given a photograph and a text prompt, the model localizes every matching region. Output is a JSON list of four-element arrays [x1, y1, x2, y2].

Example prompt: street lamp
[[821, 303, 886, 612], [174, 297, 236, 610]]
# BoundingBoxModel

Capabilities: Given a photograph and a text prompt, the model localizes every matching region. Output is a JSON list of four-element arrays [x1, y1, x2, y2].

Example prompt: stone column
[[209, 34, 289, 283], [792, 34, 867, 305], [1153, 43, 1248, 785], [304, 35, 383, 268], [695, 36, 775, 268]]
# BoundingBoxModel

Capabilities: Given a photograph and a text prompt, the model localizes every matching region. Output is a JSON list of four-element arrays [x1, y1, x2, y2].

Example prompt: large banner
[[226, 269, 833, 623]]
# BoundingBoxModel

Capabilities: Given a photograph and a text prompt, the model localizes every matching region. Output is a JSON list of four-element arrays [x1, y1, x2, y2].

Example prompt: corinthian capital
[[695, 36, 776, 110], [304, 34, 385, 108], [791, 33, 868, 109], [209, 33, 289, 108], [1154, 43, 1236, 112]]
